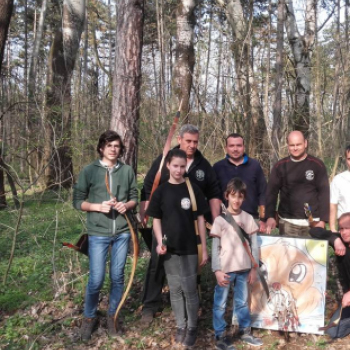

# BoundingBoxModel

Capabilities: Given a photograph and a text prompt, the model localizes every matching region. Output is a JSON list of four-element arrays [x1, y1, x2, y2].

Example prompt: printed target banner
[[249, 235, 328, 334]]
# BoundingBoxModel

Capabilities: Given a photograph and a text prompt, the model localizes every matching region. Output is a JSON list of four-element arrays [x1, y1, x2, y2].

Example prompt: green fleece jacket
[[73, 159, 138, 236]]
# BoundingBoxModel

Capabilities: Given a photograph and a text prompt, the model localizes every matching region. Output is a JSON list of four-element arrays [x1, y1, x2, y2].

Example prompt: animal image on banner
[[250, 236, 328, 334]]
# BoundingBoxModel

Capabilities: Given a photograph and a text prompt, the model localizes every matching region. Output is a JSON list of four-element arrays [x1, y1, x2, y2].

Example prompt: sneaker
[[140, 308, 154, 326], [240, 327, 263, 347], [182, 327, 197, 347], [215, 334, 236, 350], [175, 327, 186, 344], [107, 315, 118, 338], [80, 317, 97, 341]]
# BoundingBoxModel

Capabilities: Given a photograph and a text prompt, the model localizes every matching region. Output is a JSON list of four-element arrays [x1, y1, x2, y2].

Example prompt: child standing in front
[[211, 178, 263, 349], [146, 149, 208, 347]]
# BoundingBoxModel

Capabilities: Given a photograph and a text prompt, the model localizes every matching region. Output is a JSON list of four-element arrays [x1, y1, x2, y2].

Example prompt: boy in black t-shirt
[[146, 149, 208, 347]]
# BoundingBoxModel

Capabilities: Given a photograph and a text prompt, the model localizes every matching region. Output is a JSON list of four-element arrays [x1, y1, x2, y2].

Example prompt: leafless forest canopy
[[0, 0, 349, 198]]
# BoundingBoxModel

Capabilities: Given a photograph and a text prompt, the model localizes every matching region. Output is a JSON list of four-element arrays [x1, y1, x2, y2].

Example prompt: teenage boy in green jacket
[[73, 130, 138, 341]]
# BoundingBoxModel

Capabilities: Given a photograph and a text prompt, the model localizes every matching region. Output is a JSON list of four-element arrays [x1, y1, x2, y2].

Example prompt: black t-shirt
[[146, 181, 208, 255]]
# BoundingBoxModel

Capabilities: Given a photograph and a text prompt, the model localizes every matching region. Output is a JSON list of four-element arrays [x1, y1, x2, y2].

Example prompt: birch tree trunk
[[27, 0, 48, 183], [341, 0, 350, 146], [110, 0, 144, 173], [285, 0, 316, 134], [173, 0, 197, 120], [28, 0, 48, 96], [271, 0, 285, 164], [43, 0, 85, 188]]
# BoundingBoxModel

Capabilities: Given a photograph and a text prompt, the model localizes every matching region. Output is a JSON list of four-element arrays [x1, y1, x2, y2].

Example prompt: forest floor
[[0, 190, 350, 349], [1, 251, 349, 350]]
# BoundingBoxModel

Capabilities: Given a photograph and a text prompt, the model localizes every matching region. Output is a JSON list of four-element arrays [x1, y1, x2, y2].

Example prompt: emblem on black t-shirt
[[305, 170, 314, 181], [181, 197, 191, 210], [196, 169, 205, 181]]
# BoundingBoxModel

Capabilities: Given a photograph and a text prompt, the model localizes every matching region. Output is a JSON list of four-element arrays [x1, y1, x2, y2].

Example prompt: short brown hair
[[224, 177, 247, 199], [96, 130, 125, 158]]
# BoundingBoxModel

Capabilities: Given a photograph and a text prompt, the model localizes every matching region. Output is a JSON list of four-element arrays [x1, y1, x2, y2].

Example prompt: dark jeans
[[142, 234, 166, 313], [279, 219, 310, 237]]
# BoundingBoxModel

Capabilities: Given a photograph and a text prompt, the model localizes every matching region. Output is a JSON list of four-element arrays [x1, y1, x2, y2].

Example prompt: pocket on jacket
[[89, 212, 102, 227]]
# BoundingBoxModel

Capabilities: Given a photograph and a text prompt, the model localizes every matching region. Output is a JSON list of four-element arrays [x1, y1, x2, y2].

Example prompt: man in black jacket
[[139, 124, 221, 324], [310, 213, 350, 308]]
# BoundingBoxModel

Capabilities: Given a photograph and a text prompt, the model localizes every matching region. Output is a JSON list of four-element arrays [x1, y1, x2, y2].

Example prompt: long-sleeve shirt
[[213, 155, 267, 218], [265, 155, 330, 222]]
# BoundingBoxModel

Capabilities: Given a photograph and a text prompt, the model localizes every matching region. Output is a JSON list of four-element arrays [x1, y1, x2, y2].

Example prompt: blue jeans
[[84, 233, 130, 318], [213, 271, 251, 337]]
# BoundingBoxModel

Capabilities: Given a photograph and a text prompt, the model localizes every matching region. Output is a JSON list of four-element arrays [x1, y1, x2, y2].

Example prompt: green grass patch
[[0, 189, 85, 312]]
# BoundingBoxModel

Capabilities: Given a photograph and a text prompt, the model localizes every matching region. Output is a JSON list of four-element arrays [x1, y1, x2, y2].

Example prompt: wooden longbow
[[104, 172, 139, 330], [113, 212, 138, 330]]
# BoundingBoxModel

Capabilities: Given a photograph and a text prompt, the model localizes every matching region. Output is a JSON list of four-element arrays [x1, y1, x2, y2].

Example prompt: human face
[[226, 191, 244, 215], [100, 140, 121, 166], [226, 137, 245, 163], [339, 217, 350, 243], [177, 132, 199, 159], [287, 131, 307, 160], [167, 156, 187, 183], [346, 151, 350, 171]]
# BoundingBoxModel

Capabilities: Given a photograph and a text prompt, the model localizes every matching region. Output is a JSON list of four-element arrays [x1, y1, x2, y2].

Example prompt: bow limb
[[114, 214, 139, 329], [143, 99, 183, 226]]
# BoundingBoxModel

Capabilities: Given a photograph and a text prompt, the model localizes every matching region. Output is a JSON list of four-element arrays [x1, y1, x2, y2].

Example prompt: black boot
[[183, 327, 197, 347], [80, 317, 97, 342], [175, 327, 186, 344]]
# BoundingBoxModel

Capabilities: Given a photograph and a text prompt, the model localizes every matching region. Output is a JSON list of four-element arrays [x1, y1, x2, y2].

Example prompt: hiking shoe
[[240, 327, 263, 347], [80, 317, 97, 341], [107, 315, 118, 338], [182, 327, 197, 347], [215, 334, 236, 350], [140, 308, 154, 326], [175, 327, 186, 344]]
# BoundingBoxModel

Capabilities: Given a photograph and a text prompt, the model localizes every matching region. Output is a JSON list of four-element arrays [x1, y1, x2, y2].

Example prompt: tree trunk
[[27, 0, 48, 184], [0, 0, 13, 72], [0, 0, 13, 208], [43, 0, 85, 188], [0, 152, 6, 209], [156, 0, 166, 117], [173, 0, 197, 120], [110, 0, 144, 173], [28, 0, 48, 96], [217, 0, 265, 157], [271, 0, 285, 165], [285, 0, 316, 134]]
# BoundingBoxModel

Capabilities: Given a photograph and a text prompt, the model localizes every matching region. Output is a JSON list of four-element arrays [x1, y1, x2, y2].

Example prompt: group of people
[[72, 126, 350, 348]]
